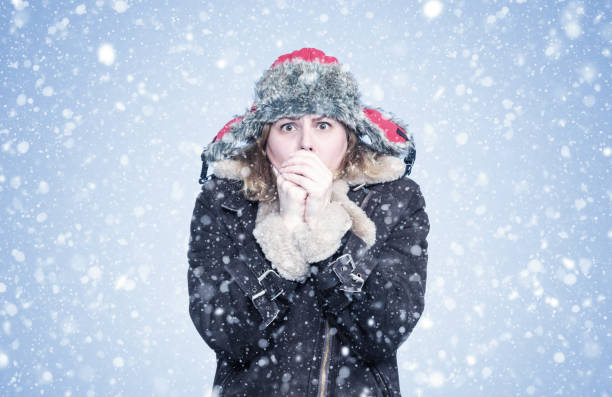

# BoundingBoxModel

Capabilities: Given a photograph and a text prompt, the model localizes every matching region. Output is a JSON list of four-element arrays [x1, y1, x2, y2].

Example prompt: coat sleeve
[[187, 184, 291, 366], [313, 182, 429, 363]]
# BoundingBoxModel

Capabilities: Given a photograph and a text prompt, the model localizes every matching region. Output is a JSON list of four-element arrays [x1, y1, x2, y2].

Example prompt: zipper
[[316, 188, 372, 396], [317, 318, 333, 397], [371, 364, 390, 396]]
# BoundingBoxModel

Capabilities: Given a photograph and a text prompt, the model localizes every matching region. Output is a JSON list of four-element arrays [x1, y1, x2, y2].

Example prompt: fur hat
[[199, 48, 416, 183]]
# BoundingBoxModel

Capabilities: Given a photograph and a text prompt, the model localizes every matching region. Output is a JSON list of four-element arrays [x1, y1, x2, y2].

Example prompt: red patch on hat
[[363, 108, 407, 143], [271, 48, 338, 67], [212, 105, 257, 143], [213, 116, 242, 143]]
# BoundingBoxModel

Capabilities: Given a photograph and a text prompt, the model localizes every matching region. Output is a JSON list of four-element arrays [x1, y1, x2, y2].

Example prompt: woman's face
[[265, 114, 348, 172]]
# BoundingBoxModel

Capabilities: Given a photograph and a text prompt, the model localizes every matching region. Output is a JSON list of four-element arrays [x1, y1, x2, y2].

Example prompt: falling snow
[[0, 0, 609, 396]]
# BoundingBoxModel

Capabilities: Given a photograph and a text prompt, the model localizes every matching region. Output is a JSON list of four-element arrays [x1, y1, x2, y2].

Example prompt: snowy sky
[[1, 0, 610, 396]]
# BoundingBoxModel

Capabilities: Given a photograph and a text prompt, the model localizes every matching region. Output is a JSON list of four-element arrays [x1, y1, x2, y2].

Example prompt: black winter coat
[[187, 161, 429, 396]]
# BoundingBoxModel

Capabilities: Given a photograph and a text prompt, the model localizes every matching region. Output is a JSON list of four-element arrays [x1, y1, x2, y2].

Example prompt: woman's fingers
[[280, 172, 317, 194], [281, 152, 327, 177], [288, 149, 327, 167], [280, 156, 332, 198], [274, 149, 333, 222], [282, 182, 307, 201], [277, 172, 307, 200], [279, 164, 319, 183]]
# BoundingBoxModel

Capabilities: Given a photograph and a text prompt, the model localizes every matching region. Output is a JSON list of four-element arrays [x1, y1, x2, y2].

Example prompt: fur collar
[[210, 155, 405, 280]]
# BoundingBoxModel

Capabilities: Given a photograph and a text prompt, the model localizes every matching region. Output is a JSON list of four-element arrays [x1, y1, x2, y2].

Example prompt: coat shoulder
[[374, 176, 426, 209], [198, 176, 244, 206]]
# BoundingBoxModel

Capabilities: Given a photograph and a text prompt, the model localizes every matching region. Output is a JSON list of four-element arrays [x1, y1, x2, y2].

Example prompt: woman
[[187, 48, 429, 396]]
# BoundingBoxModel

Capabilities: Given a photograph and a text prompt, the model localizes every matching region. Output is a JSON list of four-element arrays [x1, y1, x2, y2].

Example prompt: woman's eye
[[318, 122, 331, 129], [281, 124, 295, 132]]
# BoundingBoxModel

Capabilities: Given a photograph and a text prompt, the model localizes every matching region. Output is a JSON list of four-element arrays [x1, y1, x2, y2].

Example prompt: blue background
[[1, 0, 610, 395]]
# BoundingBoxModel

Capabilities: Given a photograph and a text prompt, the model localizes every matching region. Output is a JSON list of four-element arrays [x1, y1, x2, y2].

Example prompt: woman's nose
[[299, 126, 314, 151]]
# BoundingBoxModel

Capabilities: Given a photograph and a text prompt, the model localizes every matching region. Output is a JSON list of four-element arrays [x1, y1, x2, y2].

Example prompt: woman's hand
[[278, 150, 333, 226], [272, 164, 307, 229]]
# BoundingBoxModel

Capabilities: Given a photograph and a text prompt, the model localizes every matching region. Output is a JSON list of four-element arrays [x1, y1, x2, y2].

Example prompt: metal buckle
[[331, 254, 365, 293], [257, 269, 285, 300]]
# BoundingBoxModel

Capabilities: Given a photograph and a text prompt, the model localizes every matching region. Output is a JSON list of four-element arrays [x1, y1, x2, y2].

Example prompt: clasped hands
[[272, 150, 333, 230]]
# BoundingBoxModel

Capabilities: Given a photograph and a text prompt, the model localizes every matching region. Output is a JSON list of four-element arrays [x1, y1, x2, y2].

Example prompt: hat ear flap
[[203, 104, 259, 164], [361, 107, 416, 177]]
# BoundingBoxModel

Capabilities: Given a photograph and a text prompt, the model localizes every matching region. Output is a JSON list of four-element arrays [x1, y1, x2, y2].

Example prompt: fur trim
[[341, 154, 405, 186], [252, 200, 310, 281], [212, 158, 252, 181], [292, 201, 352, 263], [330, 180, 376, 248]]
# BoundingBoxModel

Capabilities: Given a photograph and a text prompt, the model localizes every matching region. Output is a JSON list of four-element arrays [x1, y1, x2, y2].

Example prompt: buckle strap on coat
[[223, 260, 288, 330], [220, 198, 294, 329], [331, 253, 365, 292], [325, 188, 374, 292]]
